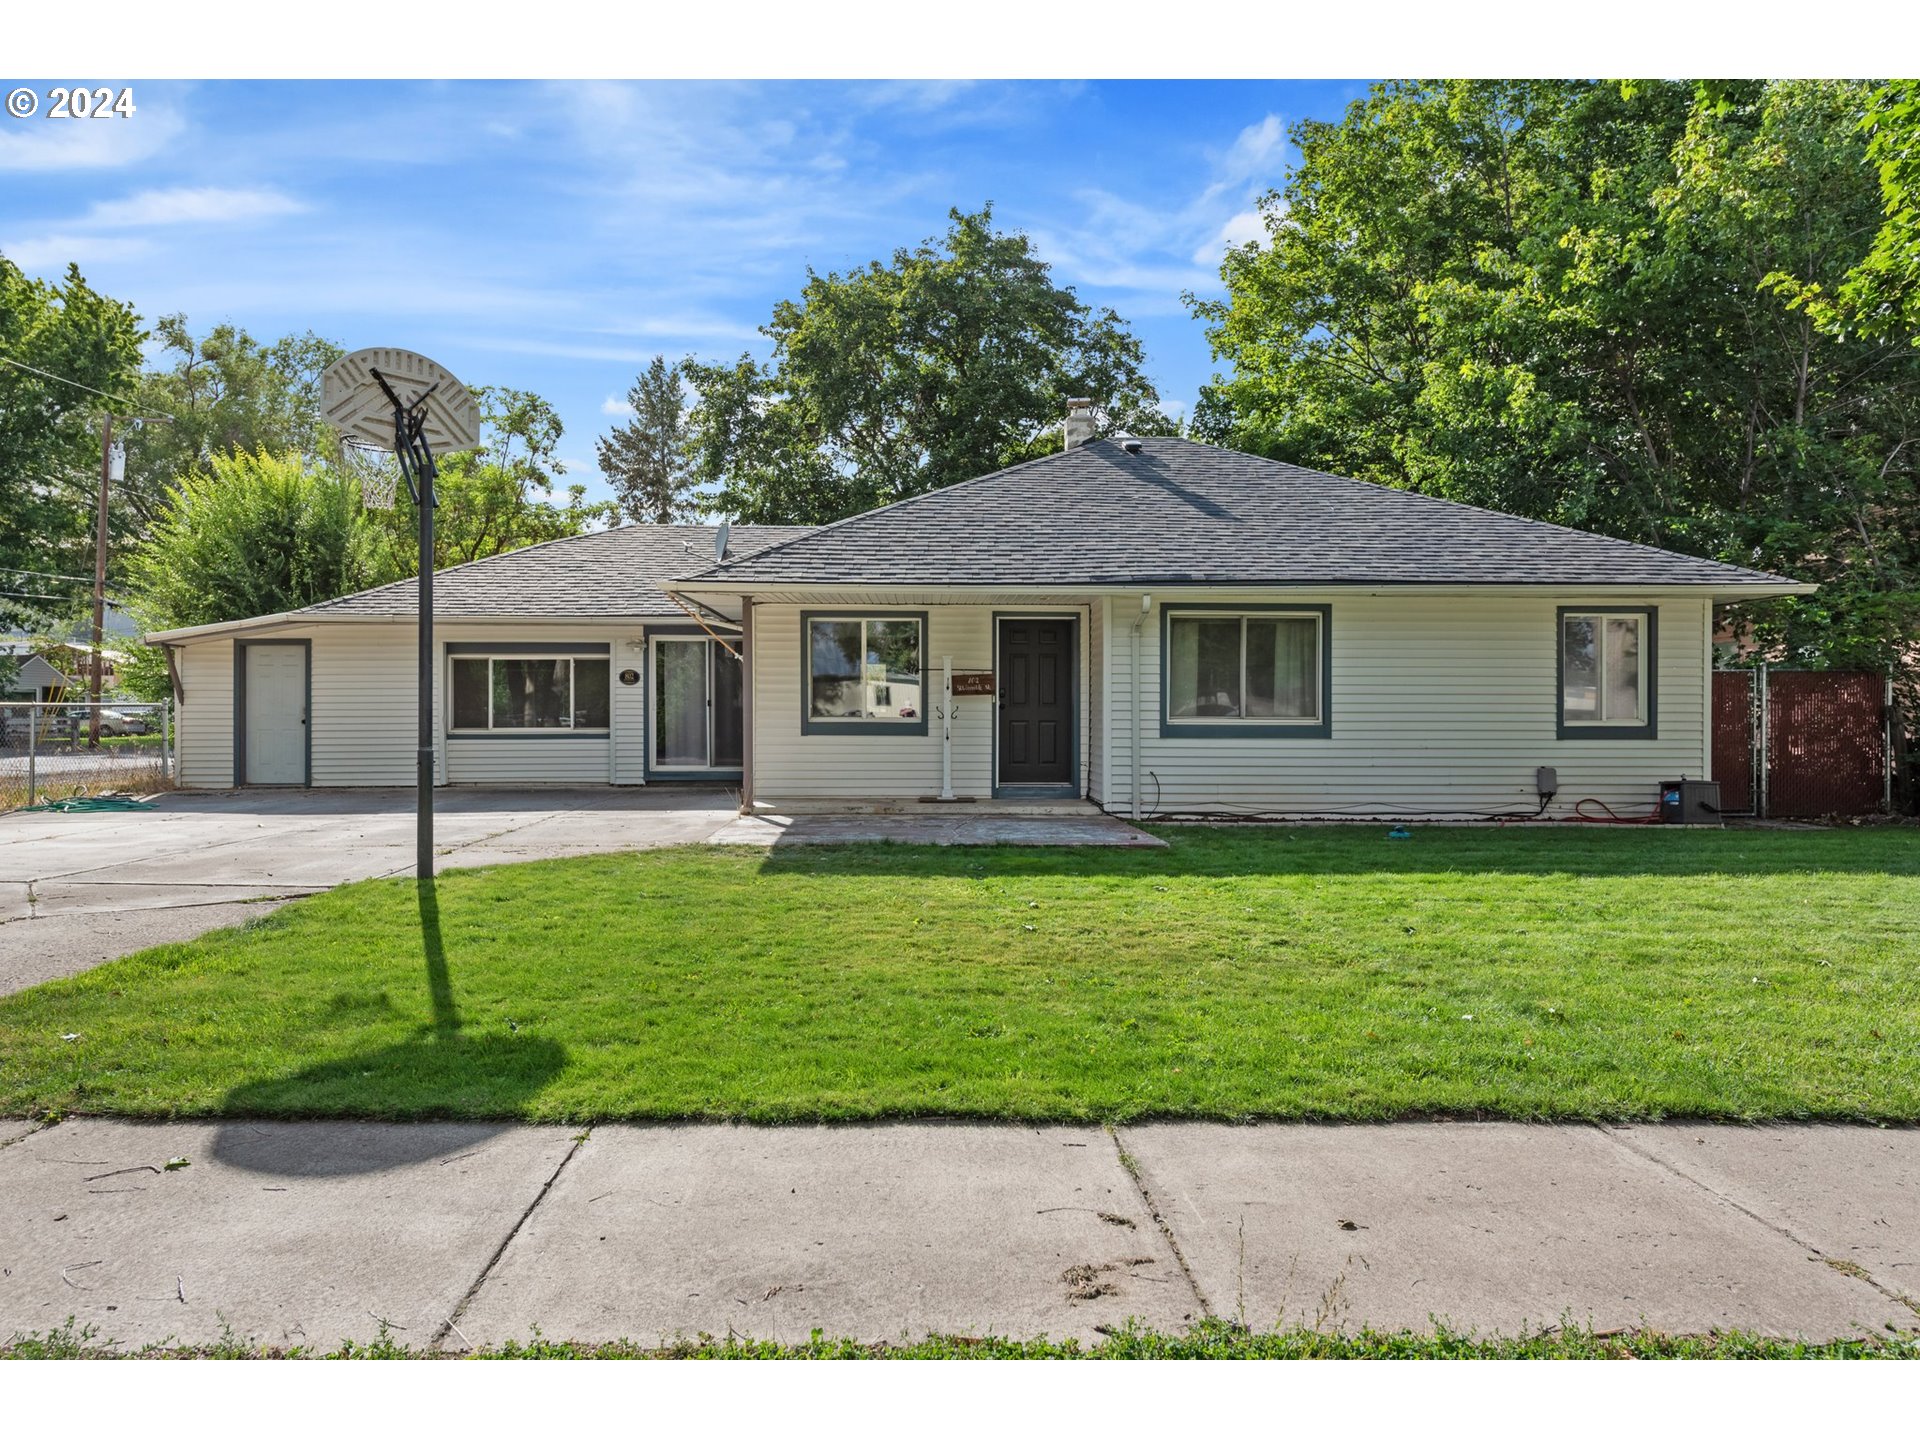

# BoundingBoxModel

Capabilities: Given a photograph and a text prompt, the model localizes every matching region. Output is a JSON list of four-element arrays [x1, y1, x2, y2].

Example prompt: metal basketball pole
[[372, 368, 441, 881]]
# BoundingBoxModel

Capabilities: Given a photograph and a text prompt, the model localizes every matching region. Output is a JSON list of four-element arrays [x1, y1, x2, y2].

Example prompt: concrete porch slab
[[709, 812, 1165, 848], [457, 1123, 1194, 1346]]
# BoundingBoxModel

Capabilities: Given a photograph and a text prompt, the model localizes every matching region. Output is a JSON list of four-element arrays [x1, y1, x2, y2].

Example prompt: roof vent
[[1120, 438, 1143, 455], [1063, 397, 1097, 450]]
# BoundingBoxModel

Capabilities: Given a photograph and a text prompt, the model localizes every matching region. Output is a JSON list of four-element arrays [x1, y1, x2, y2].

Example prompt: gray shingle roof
[[681, 439, 1798, 590], [293, 524, 814, 619]]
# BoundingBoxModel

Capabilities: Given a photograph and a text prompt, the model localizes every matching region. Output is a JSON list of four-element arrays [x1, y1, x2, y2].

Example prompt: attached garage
[[150, 524, 809, 791]]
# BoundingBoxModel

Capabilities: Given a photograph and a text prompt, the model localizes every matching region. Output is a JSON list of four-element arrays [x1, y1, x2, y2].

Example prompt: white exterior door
[[243, 643, 306, 784]]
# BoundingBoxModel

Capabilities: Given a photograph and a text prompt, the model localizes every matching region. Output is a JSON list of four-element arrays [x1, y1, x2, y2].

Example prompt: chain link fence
[[2, 700, 174, 811]]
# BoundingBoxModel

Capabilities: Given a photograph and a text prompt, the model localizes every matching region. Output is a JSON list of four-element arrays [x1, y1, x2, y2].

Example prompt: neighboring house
[[151, 430, 1810, 818], [1, 645, 75, 702]]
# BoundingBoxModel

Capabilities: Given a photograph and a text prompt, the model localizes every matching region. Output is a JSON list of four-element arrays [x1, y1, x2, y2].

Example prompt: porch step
[[748, 797, 1100, 818]]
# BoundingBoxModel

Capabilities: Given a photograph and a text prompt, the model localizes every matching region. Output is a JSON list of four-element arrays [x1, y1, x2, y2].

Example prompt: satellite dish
[[322, 348, 481, 454], [715, 518, 732, 562]]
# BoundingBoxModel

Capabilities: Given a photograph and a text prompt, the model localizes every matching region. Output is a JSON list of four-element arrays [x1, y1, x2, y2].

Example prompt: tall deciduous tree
[[361, 384, 616, 576], [124, 449, 380, 633], [119, 316, 344, 527], [597, 355, 693, 523], [684, 206, 1173, 524], [1191, 80, 1920, 688], [0, 255, 143, 629]]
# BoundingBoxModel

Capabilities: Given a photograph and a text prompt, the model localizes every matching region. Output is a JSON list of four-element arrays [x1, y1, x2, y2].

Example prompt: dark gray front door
[[998, 618, 1073, 787]]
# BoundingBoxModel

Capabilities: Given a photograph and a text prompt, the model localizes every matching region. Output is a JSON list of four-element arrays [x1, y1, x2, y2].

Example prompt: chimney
[[1063, 397, 1098, 450]]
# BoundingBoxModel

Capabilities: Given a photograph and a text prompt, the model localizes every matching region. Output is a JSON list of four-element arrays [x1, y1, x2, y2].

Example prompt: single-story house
[[2, 645, 76, 702], [151, 427, 1810, 818]]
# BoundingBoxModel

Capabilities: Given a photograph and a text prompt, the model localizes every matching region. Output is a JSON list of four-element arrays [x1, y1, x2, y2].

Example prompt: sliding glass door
[[651, 636, 744, 773]]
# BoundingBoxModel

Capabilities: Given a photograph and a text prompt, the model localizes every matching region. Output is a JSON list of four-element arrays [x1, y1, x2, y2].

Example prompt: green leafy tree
[[119, 316, 344, 527], [685, 206, 1172, 524], [1191, 79, 1920, 690], [1775, 81, 1920, 342], [124, 449, 381, 632], [362, 385, 616, 577], [597, 355, 694, 523], [0, 255, 143, 628]]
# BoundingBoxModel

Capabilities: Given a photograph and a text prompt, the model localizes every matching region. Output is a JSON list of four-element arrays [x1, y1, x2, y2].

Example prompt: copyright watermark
[[5, 86, 137, 120]]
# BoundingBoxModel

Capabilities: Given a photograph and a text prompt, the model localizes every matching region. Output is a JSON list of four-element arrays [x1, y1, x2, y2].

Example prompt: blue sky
[[1, 79, 1372, 504]]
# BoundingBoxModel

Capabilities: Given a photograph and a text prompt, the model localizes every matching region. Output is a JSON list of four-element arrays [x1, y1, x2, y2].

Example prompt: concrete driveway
[[0, 788, 740, 994], [0, 790, 1161, 994]]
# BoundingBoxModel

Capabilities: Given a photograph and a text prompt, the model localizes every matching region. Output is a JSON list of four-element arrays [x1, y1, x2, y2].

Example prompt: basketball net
[[344, 445, 400, 510]]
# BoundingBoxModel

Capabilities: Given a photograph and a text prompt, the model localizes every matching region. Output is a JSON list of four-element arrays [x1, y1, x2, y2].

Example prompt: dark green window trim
[[1159, 603, 1332, 740], [446, 643, 612, 736], [445, 641, 609, 655], [1555, 605, 1658, 740], [799, 610, 931, 737]]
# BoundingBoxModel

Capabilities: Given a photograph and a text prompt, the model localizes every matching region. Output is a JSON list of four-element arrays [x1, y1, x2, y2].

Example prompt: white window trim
[[448, 653, 611, 734], [1560, 612, 1650, 727], [1164, 609, 1325, 727]]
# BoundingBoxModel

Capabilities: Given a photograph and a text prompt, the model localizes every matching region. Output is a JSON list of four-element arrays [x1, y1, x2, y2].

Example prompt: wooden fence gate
[[1710, 668, 1892, 818]]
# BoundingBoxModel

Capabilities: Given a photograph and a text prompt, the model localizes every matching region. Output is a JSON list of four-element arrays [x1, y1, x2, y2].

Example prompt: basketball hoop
[[344, 447, 400, 510], [319, 348, 479, 880]]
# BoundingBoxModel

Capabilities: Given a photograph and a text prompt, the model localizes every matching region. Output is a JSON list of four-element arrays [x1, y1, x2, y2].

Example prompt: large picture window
[[1162, 606, 1328, 738], [802, 613, 928, 734], [1557, 608, 1656, 738], [449, 652, 610, 732]]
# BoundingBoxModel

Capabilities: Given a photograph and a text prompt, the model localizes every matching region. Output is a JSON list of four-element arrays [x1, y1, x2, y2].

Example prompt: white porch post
[[740, 597, 755, 814]]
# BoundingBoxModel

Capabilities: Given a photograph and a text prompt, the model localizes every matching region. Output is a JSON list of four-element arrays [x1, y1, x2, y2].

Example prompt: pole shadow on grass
[[213, 879, 566, 1176]]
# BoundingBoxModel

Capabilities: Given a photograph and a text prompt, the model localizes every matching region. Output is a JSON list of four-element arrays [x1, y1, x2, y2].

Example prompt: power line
[[0, 566, 100, 584], [0, 354, 175, 421]]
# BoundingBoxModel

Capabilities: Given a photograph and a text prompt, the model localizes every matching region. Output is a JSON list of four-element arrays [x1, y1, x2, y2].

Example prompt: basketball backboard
[[321, 348, 482, 453]]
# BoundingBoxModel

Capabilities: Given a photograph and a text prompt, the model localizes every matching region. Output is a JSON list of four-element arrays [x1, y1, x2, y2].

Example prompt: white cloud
[[1191, 206, 1274, 265], [1217, 115, 1287, 186], [0, 232, 151, 269], [601, 394, 635, 417], [1036, 112, 1293, 301], [81, 186, 307, 228], [0, 103, 187, 171]]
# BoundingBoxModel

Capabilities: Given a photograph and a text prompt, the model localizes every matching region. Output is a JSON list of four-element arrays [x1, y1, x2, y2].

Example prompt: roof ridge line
[[295, 520, 807, 618], [677, 440, 1116, 584]]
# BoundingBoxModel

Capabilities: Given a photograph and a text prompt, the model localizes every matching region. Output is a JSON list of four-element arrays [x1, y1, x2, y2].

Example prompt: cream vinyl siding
[[173, 637, 236, 788], [172, 620, 648, 789], [1104, 590, 1712, 818], [611, 634, 649, 784], [749, 603, 1093, 801]]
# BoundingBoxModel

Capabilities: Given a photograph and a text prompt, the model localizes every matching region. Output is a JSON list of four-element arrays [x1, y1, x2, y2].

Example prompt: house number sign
[[949, 671, 996, 697], [619, 668, 641, 686]]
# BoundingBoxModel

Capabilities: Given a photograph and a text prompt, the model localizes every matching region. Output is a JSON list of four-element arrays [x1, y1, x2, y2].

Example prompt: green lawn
[[1, 827, 1915, 1122]]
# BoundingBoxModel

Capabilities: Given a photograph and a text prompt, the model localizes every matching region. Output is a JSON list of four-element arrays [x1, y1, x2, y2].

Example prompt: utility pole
[[89, 414, 113, 748]]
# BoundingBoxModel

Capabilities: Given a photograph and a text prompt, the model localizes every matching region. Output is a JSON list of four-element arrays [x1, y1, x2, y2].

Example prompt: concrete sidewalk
[[1, 1119, 1913, 1351]]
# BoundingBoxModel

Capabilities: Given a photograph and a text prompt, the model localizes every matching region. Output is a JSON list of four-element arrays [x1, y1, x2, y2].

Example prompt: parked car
[[65, 706, 151, 737]]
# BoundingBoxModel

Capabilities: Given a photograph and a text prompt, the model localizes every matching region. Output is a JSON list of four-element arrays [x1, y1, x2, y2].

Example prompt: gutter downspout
[[1131, 595, 1147, 822]]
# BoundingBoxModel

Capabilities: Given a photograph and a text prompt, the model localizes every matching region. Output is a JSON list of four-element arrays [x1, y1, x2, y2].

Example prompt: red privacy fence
[[1711, 669, 1894, 818]]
